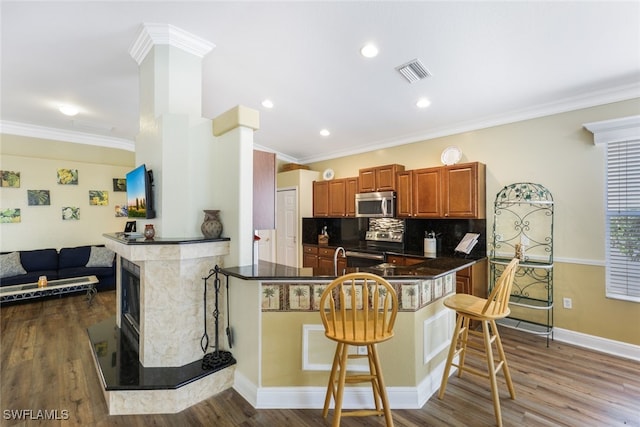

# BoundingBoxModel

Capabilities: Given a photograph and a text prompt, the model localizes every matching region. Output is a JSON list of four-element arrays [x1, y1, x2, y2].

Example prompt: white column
[[129, 24, 217, 238], [212, 106, 260, 266]]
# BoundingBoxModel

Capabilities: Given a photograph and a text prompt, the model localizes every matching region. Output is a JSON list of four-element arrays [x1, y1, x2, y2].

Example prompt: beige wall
[[307, 99, 640, 346], [0, 134, 135, 251]]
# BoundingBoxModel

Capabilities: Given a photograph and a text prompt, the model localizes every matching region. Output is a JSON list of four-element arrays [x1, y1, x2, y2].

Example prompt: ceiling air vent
[[395, 59, 431, 83]]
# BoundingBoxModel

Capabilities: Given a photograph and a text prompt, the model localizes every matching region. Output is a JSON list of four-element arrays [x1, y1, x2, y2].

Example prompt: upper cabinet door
[[313, 180, 329, 217], [328, 179, 347, 217], [396, 170, 413, 217], [376, 164, 403, 192], [345, 177, 359, 217], [358, 164, 405, 192], [413, 167, 442, 218], [442, 162, 486, 218], [358, 167, 377, 192]]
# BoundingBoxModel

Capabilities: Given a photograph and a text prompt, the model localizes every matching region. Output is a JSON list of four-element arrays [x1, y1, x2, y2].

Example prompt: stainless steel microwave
[[355, 191, 396, 218]]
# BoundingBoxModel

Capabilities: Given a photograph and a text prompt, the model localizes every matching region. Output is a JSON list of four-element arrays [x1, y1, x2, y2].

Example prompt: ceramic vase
[[201, 210, 223, 238], [144, 224, 155, 240]]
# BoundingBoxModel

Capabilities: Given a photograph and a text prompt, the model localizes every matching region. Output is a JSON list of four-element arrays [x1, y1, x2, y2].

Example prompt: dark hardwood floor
[[1, 290, 638, 426]]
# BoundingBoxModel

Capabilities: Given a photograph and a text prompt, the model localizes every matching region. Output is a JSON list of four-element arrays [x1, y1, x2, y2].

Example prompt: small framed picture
[[89, 190, 109, 206], [0, 208, 21, 223], [113, 178, 126, 192], [115, 205, 127, 217], [1, 171, 20, 188], [124, 221, 136, 232], [27, 190, 51, 206], [57, 169, 78, 185], [62, 207, 80, 220]]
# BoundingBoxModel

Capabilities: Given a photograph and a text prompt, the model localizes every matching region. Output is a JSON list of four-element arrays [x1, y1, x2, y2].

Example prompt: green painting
[[0, 171, 20, 188], [0, 208, 21, 223], [27, 190, 51, 206], [89, 190, 109, 206]]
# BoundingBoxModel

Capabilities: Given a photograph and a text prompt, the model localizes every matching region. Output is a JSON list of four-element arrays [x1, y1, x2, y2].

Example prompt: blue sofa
[[0, 245, 116, 291]]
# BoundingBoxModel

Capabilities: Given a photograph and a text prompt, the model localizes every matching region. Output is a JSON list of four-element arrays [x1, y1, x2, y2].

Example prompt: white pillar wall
[[130, 24, 218, 238], [212, 106, 260, 267]]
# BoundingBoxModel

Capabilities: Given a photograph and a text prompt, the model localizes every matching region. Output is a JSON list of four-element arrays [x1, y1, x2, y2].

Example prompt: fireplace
[[91, 235, 235, 415], [120, 258, 141, 348]]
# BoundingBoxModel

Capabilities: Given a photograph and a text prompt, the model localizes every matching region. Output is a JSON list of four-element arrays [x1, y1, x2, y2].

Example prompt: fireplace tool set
[[201, 265, 236, 370]]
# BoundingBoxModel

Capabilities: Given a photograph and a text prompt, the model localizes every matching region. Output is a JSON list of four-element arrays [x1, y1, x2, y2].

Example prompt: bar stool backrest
[[483, 258, 519, 317], [319, 272, 398, 345]]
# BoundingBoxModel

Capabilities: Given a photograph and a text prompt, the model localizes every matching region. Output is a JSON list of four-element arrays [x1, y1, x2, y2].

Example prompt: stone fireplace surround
[[88, 233, 234, 415]]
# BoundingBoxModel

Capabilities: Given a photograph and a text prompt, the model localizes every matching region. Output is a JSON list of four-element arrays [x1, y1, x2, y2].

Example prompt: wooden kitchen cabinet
[[312, 181, 329, 217], [442, 162, 486, 219], [328, 179, 346, 217], [387, 255, 424, 266], [303, 245, 346, 274], [345, 177, 358, 217], [396, 171, 413, 217], [456, 258, 488, 298], [396, 167, 442, 218], [315, 177, 358, 217], [358, 164, 405, 192], [387, 255, 487, 298], [413, 167, 443, 217], [302, 245, 319, 268], [397, 162, 485, 219]]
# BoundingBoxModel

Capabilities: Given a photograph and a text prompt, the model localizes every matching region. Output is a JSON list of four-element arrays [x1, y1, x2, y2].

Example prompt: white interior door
[[276, 188, 298, 267]]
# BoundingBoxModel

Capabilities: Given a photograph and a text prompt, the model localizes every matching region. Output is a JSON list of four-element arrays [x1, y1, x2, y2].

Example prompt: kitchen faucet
[[334, 247, 346, 276]]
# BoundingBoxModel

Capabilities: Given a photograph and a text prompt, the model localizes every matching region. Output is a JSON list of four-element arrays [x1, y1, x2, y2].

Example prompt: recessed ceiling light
[[59, 104, 79, 116], [416, 98, 431, 109], [261, 99, 274, 109], [320, 129, 331, 137], [360, 43, 379, 58]]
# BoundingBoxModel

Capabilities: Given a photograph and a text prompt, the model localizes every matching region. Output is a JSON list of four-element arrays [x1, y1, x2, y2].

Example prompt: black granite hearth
[[87, 316, 235, 391]]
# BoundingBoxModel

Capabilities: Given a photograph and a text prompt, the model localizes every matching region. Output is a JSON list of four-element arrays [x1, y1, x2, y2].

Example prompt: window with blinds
[[606, 139, 640, 302]]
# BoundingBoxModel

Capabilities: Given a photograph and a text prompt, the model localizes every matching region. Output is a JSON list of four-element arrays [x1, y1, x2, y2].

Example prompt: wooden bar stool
[[438, 258, 519, 427], [319, 272, 398, 427]]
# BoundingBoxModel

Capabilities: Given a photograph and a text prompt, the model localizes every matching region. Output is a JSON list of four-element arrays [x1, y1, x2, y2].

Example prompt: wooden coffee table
[[0, 275, 99, 306]]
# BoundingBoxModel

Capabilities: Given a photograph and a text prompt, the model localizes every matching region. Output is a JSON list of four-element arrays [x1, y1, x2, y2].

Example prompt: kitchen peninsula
[[221, 257, 480, 410]]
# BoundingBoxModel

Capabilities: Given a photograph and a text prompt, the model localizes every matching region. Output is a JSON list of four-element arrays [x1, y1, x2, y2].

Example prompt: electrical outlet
[[357, 346, 367, 355], [520, 235, 530, 246], [563, 297, 572, 309]]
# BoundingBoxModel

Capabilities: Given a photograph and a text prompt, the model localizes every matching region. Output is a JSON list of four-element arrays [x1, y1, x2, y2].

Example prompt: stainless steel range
[[345, 230, 404, 267]]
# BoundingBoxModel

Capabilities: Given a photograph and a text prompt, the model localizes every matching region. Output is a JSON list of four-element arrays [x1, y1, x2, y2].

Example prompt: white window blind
[[606, 139, 640, 302]]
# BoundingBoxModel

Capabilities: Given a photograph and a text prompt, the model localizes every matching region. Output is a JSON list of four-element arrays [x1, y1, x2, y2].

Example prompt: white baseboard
[[553, 327, 640, 362], [233, 370, 258, 408], [250, 356, 450, 410]]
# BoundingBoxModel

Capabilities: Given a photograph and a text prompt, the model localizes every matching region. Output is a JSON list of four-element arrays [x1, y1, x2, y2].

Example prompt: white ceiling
[[2, 1, 639, 163]]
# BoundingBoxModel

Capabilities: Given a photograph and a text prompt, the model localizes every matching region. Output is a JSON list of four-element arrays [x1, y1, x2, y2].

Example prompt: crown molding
[[0, 121, 135, 152], [584, 115, 640, 145], [129, 23, 215, 65], [298, 83, 640, 164]]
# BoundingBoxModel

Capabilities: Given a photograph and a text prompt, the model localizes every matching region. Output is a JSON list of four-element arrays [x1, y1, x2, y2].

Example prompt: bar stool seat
[[319, 272, 398, 427], [438, 258, 520, 427]]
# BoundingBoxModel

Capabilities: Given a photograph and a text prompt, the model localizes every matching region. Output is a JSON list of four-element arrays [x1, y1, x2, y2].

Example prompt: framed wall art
[[0, 171, 20, 188], [62, 206, 80, 220], [27, 190, 51, 206], [57, 168, 78, 185], [0, 208, 21, 223], [89, 190, 109, 206], [113, 178, 126, 192]]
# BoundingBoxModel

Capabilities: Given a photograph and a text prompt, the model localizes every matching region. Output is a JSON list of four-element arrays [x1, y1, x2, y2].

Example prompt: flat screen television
[[126, 164, 156, 219]]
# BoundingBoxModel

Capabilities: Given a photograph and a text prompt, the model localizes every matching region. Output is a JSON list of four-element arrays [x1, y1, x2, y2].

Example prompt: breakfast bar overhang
[[220, 257, 480, 410]]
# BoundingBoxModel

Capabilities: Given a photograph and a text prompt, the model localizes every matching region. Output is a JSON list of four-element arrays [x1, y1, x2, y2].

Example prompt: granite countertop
[[104, 233, 230, 245], [219, 257, 481, 281]]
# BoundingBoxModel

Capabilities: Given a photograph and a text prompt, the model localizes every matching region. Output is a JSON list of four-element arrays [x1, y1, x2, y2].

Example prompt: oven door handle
[[345, 251, 385, 260]]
